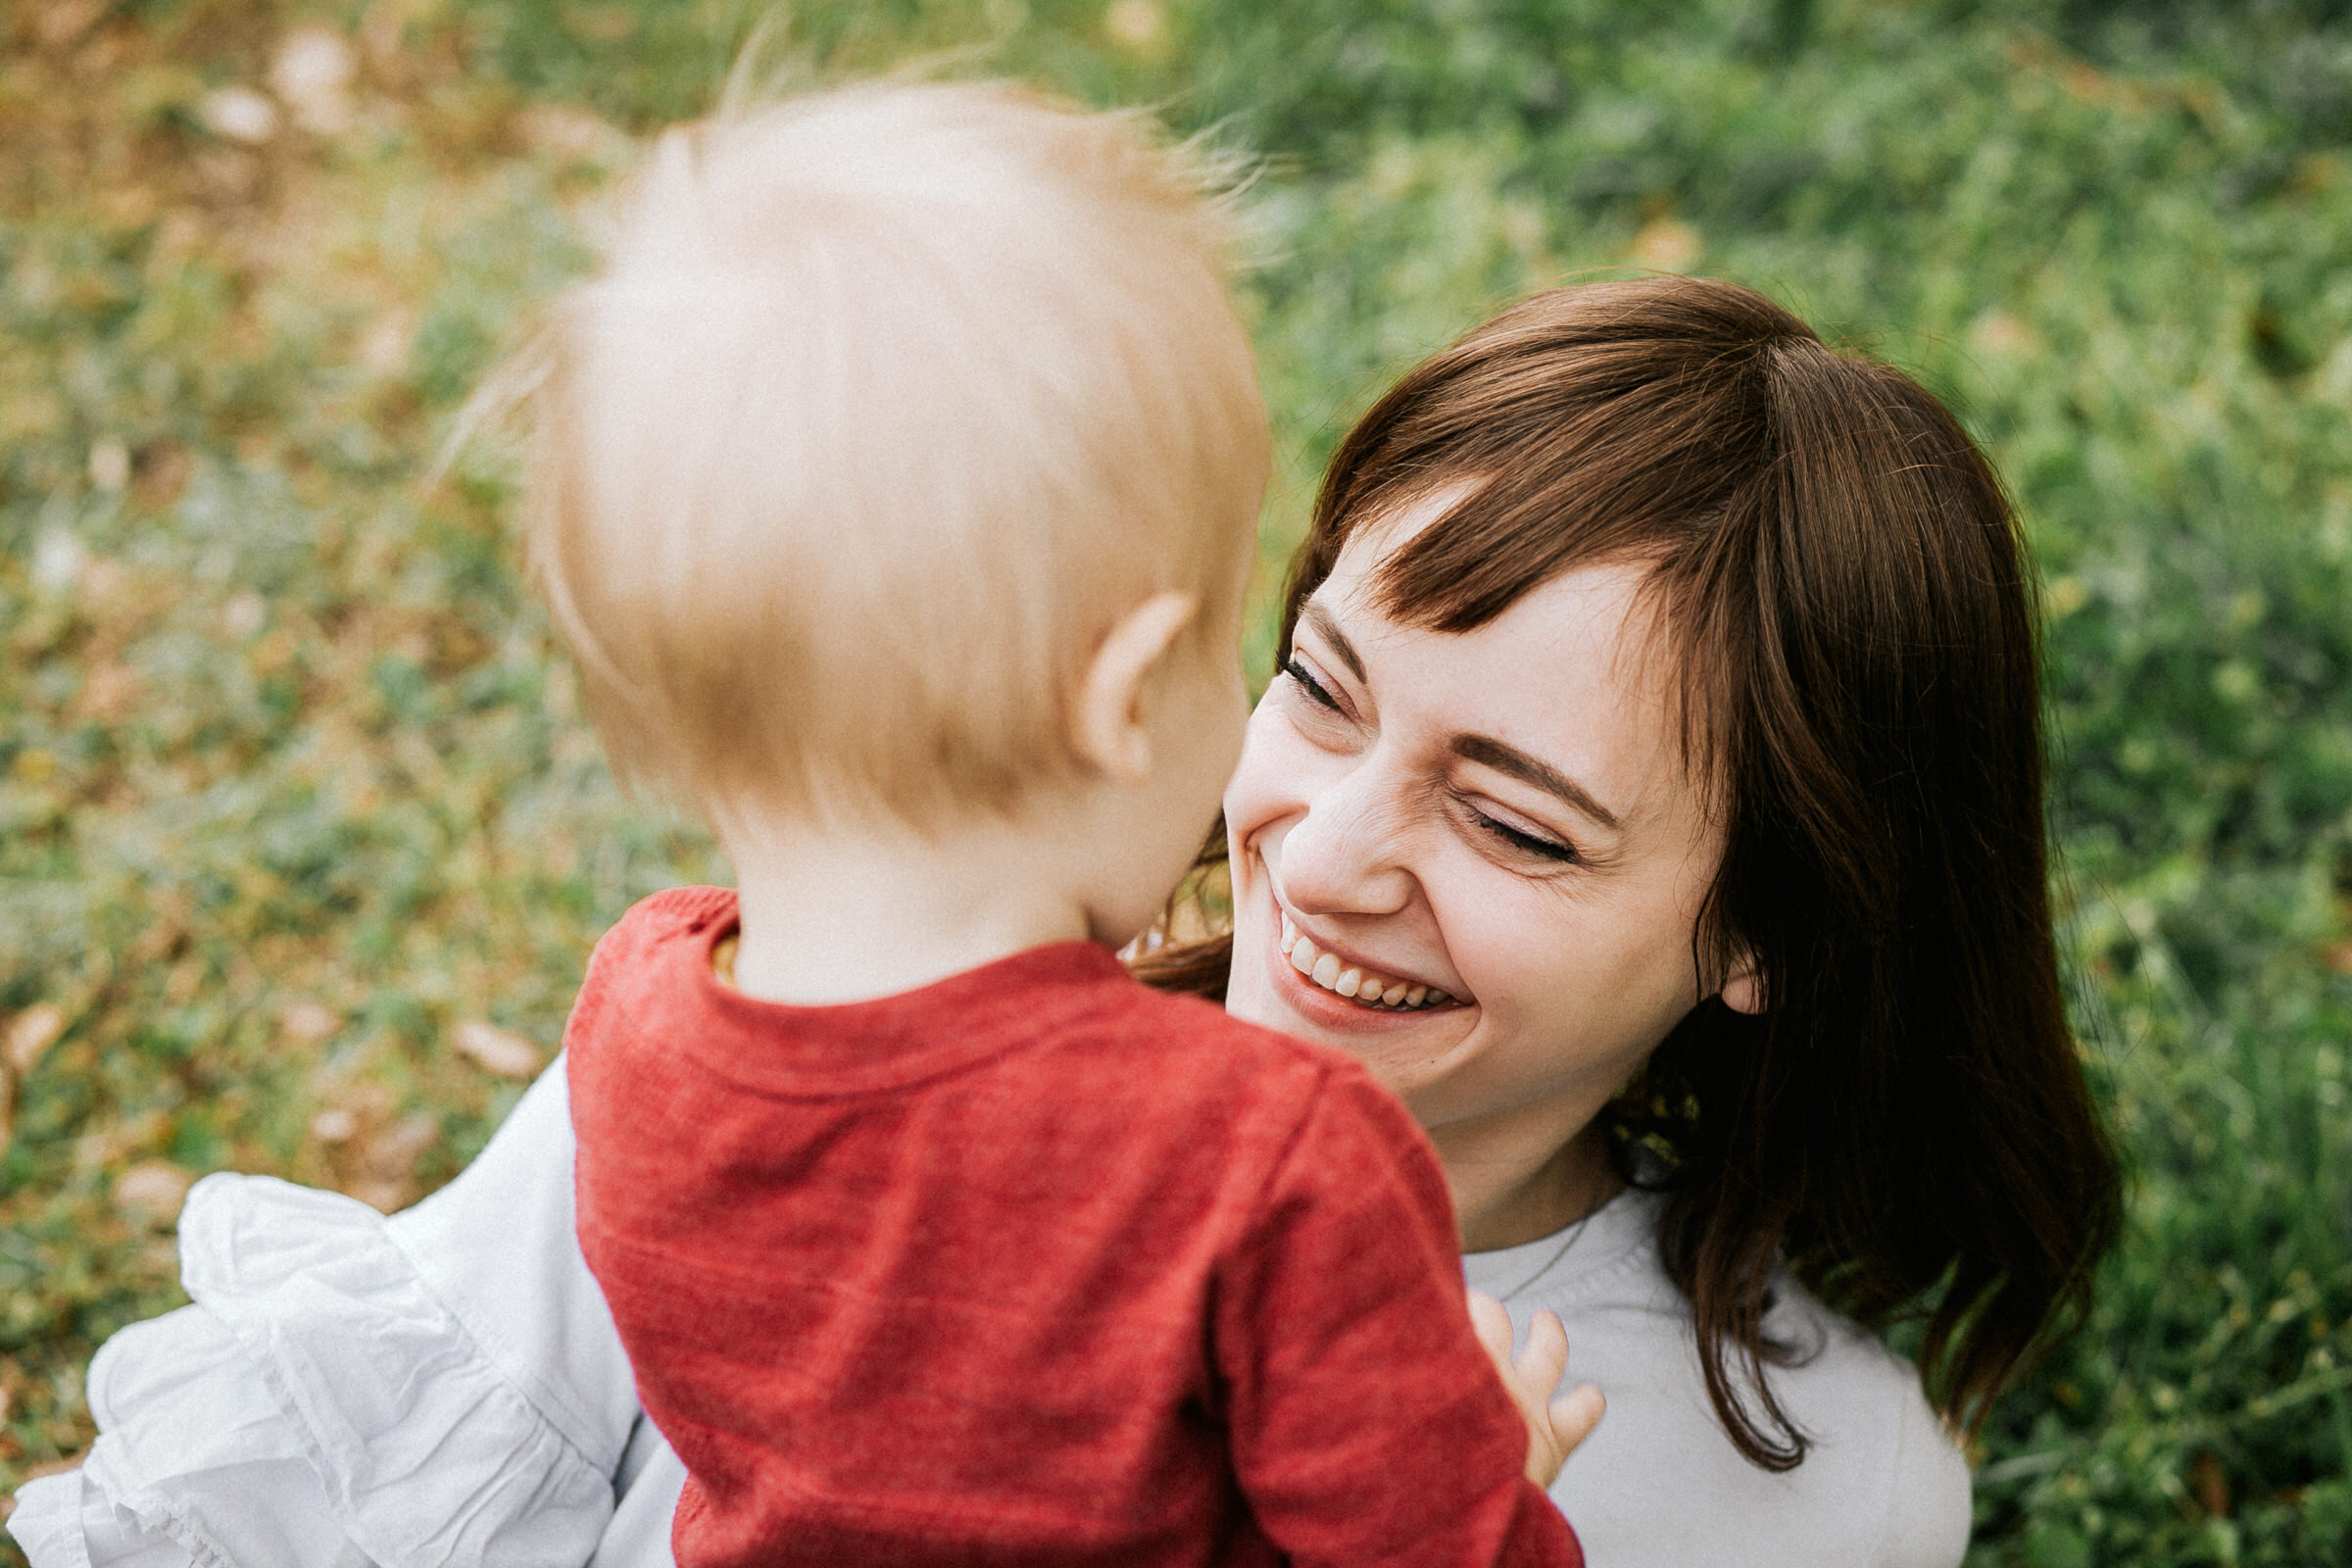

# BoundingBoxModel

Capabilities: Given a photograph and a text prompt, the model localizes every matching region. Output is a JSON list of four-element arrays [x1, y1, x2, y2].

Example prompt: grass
[[3, 1, 2350, 1561]]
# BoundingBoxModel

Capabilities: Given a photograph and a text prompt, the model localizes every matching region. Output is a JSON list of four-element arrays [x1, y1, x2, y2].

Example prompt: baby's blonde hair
[[520, 81, 1269, 825]]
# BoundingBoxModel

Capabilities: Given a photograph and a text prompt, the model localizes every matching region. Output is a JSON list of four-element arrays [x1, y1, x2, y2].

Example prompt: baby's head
[[520, 82, 1268, 888]]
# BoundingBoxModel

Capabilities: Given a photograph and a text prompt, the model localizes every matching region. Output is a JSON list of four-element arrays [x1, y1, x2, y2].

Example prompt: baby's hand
[[1467, 1288, 1605, 1489]]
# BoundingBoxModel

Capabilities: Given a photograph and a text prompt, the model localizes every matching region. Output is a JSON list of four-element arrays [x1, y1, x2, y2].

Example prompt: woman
[[10, 277, 2119, 1568]]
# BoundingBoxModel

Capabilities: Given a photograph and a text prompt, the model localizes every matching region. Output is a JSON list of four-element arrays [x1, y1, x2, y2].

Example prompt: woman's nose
[[1276, 764, 1417, 919]]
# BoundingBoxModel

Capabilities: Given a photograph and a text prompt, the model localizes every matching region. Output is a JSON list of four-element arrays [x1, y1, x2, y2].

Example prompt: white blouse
[[9, 1060, 1967, 1568], [1467, 1195, 1971, 1566]]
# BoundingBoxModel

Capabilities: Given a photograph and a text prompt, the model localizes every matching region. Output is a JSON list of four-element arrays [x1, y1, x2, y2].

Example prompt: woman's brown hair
[[1135, 275, 2122, 1469]]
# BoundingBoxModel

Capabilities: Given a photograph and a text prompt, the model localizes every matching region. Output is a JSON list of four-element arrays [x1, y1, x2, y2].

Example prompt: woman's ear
[[1719, 950, 1766, 1015], [1068, 592, 1198, 784]]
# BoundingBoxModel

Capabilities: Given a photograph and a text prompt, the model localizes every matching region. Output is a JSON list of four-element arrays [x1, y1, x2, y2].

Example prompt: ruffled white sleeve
[[7, 1059, 677, 1568]]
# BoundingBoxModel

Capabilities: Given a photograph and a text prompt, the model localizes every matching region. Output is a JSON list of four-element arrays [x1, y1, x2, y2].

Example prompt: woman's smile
[[1281, 910, 1454, 1008], [1252, 861, 1472, 1029]]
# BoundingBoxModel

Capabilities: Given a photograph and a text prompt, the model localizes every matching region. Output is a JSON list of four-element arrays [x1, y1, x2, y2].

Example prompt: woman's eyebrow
[[1450, 734, 1622, 831], [1299, 602, 1367, 682]]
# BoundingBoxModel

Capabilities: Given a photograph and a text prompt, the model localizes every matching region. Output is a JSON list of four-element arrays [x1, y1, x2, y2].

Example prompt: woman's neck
[[1432, 1115, 1623, 1253]]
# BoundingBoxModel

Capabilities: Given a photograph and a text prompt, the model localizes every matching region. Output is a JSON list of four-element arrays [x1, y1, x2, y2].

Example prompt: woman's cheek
[[1498, 886, 1701, 1084], [1223, 701, 1314, 849], [1431, 886, 1536, 1024]]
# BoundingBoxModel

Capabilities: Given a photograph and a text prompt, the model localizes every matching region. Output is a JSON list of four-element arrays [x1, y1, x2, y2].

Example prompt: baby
[[528, 81, 1597, 1566]]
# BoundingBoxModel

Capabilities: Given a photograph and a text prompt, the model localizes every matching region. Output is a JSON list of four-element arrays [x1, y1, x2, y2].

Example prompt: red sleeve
[[1213, 1065, 1584, 1568]]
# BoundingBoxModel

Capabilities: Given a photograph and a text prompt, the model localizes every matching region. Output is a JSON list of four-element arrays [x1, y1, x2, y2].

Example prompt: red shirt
[[570, 888, 1582, 1568]]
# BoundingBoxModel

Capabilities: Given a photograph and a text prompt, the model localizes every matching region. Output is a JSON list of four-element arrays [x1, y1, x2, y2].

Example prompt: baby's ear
[[1068, 592, 1197, 784]]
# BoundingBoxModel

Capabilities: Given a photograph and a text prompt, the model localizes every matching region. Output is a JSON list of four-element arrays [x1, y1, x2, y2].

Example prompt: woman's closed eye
[[1282, 656, 1343, 712], [1464, 802, 1580, 863]]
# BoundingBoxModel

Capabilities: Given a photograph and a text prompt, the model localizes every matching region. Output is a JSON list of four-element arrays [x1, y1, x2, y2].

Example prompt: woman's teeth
[[1280, 916, 1450, 1010]]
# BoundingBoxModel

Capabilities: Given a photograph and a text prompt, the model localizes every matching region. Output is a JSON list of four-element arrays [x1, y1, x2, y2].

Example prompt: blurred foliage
[[2, 0, 2350, 1561]]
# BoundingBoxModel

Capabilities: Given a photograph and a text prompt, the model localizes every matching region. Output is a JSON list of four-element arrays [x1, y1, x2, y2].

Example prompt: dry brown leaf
[[358, 309, 413, 376], [78, 660, 143, 722], [359, 3, 412, 81], [454, 1018, 542, 1079], [87, 436, 129, 492], [309, 1106, 358, 1144], [132, 442, 191, 509], [279, 998, 341, 1045], [271, 26, 357, 135], [33, 0, 105, 49], [517, 104, 626, 163], [5, 1004, 66, 1075], [359, 1111, 439, 1178], [1969, 309, 2036, 359], [1103, 0, 1165, 51], [221, 592, 266, 640], [74, 1107, 169, 1175], [1630, 218, 1701, 272], [115, 1161, 194, 1228], [199, 86, 280, 145]]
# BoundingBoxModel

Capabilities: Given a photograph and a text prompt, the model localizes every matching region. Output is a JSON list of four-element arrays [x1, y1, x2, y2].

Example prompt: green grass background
[[4, 0, 2351, 1561]]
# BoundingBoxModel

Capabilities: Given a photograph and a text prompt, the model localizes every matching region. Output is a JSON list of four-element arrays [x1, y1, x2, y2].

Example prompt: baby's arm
[[1216, 1068, 1594, 1568]]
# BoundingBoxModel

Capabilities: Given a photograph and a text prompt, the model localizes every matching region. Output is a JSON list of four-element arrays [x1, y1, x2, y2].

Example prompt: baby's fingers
[[1548, 1381, 1606, 1458], [1514, 1308, 1569, 1395]]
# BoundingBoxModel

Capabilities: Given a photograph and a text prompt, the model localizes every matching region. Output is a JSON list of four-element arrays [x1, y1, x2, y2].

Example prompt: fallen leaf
[[222, 592, 266, 640], [1630, 218, 1701, 273], [5, 1004, 66, 1075], [74, 1108, 169, 1176], [87, 436, 129, 491], [358, 1111, 439, 1179], [454, 1018, 543, 1079], [1970, 310, 2034, 358], [33, 0, 104, 49], [78, 661, 143, 722], [278, 998, 340, 1044], [271, 26, 357, 134], [517, 105, 626, 164], [132, 442, 191, 509], [115, 1161, 194, 1228], [358, 308, 413, 376], [199, 85, 281, 145], [1103, 0, 1165, 51]]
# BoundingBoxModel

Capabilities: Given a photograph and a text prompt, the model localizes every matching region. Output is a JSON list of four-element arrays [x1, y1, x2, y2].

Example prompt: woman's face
[[1223, 497, 1741, 1186]]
